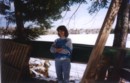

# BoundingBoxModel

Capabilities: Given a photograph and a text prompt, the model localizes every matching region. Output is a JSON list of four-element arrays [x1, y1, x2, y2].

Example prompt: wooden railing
[[1, 40, 31, 83]]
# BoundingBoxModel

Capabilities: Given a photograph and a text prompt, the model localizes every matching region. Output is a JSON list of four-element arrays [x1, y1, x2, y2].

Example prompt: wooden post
[[81, 0, 122, 83]]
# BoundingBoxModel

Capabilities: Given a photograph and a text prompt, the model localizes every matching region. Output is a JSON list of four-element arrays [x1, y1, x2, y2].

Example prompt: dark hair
[[57, 25, 69, 37]]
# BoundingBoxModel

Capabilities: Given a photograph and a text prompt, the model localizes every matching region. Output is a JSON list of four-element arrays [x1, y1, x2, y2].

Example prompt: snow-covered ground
[[29, 57, 130, 83], [36, 34, 130, 48], [29, 57, 87, 83], [2, 34, 130, 48]]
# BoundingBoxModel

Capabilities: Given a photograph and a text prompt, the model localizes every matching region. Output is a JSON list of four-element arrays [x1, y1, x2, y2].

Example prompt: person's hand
[[56, 48, 63, 53]]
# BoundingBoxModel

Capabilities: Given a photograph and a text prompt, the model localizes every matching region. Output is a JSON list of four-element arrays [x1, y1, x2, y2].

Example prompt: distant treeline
[[0, 27, 130, 36], [48, 28, 130, 34]]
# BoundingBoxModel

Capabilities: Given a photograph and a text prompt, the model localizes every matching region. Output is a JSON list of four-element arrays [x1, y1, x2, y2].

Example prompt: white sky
[[52, 3, 112, 29]]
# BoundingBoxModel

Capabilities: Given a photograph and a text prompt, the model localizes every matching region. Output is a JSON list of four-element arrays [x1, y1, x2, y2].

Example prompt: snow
[[2, 34, 130, 48], [36, 34, 130, 48], [29, 58, 86, 83]]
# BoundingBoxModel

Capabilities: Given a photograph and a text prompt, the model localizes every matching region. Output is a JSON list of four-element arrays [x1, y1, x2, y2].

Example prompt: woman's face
[[58, 30, 65, 37]]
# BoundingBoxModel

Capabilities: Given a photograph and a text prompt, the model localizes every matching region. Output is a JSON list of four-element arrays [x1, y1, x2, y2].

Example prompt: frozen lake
[[36, 34, 130, 48]]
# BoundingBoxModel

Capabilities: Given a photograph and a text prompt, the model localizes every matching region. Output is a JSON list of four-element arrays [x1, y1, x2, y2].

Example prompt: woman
[[50, 25, 73, 83]]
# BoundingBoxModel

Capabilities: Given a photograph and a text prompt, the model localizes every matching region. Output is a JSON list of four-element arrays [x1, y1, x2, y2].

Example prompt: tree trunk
[[113, 0, 129, 47], [14, 0, 25, 41], [107, 0, 130, 82], [81, 0, 122, 83]]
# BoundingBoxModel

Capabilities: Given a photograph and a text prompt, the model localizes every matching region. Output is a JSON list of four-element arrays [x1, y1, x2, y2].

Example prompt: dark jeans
[[55, 59, 71, 83]]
